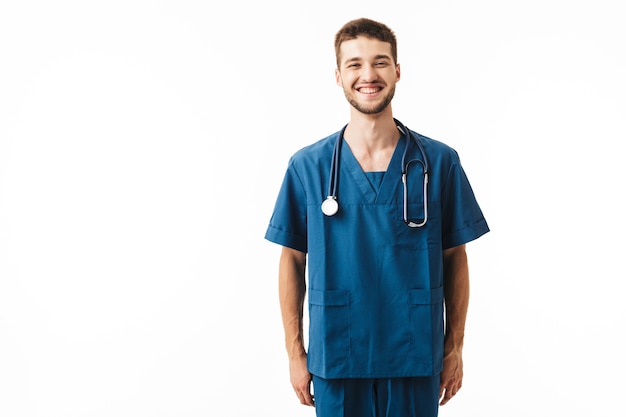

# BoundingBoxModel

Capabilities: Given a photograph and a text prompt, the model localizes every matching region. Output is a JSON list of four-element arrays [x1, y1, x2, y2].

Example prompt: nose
[[360, 63, 377, 82]]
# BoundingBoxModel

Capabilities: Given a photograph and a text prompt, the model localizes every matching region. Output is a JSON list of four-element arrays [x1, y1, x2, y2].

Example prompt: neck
[[343, 111, 400, 172]]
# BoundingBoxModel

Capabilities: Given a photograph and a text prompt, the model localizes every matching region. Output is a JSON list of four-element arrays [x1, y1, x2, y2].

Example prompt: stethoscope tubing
[[322, 119, 429, 227]]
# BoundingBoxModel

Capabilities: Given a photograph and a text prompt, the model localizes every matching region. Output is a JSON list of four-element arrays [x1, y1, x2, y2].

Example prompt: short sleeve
[[264, 159, 308, 252], [440, 152, 489, 249]]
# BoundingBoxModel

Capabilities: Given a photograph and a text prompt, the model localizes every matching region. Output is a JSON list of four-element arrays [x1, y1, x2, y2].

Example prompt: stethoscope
[[321, 118, 429, 227]]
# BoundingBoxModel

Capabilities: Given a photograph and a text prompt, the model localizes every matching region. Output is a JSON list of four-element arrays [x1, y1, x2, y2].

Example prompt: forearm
[[442, 244, 470, 353], [278, 247, 308, 360], [278, 247, 314, 406], [439, 244, 470, 405]]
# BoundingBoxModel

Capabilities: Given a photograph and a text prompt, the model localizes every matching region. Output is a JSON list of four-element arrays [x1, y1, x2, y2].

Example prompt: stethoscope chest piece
[[321, 196, 339, 216]]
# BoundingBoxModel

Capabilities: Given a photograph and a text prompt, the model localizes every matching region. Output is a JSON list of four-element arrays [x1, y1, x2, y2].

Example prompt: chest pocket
[[394, 199, 441, 250]]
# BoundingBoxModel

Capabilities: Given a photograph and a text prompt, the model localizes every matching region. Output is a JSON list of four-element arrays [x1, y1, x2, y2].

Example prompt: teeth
[[360, 87, 379, 94]]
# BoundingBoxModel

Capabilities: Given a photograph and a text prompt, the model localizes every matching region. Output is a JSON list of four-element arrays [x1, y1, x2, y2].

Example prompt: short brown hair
[[334, 18, 398, 67]]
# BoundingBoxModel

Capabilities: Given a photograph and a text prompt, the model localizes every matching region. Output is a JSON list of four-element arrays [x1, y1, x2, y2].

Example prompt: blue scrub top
[[265, 128, 489, 379]]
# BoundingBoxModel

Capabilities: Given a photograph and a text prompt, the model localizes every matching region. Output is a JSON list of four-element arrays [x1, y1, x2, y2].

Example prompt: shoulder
[[410, 130, 461, 165], [288, 131, 340, 167]]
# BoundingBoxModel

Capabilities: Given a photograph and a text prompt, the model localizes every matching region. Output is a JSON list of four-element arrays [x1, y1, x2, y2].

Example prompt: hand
[[439, 349, 463, 405], [290, 355, 314, 407]]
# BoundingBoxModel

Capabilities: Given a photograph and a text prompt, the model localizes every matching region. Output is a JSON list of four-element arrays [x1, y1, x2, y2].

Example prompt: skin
[[278, 35, 471, 408], [278, 246, 312, 406], [335, 37, 402, 171], [440, 244, 470, 406]]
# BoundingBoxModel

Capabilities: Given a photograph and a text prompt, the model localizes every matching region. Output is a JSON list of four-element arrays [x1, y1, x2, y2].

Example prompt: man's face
[[335, 37, 400, 115]]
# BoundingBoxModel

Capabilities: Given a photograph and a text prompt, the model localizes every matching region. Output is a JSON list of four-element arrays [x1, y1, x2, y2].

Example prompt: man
[[265, 17, 489, 417]]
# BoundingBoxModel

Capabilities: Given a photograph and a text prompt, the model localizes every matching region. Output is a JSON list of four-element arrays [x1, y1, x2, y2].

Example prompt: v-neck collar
[[340, 134, 407, 204]]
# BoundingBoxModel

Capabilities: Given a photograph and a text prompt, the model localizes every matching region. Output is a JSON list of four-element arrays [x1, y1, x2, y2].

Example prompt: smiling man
[[265, 18, 490, 417]]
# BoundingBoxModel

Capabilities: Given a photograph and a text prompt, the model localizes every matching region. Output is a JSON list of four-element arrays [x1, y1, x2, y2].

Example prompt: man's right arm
[[278, 246, 314, 406]]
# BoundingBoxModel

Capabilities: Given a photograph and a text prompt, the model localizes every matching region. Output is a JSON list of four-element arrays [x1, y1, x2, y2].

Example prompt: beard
[[344, 85, 396, 115]]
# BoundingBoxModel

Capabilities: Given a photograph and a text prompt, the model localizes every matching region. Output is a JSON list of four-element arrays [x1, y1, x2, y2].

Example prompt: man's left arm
[[439, 243, 469, 406]]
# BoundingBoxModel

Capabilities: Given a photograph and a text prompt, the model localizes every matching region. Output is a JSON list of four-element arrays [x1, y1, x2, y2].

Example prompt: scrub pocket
[[308, 289, 350, 366], [394, 200, 442, 250], [408, 287, 444, 366], [400, 202, 427, 225]]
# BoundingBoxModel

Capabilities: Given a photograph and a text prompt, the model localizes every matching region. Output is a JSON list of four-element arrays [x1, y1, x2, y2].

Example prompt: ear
[[396, 63, 401, 82], [335, 68, 342, 86]]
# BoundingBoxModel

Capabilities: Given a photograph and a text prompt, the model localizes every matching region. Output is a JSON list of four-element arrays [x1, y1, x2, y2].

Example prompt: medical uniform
[[265, 126, 489, 415]]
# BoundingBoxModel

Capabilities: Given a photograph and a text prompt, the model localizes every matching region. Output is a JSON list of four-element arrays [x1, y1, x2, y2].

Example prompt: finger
[[439, 388, 449, 406], [439, 384, 460, 406], [438, 377, 450, 402], [295, 389, 315, 407], [439, 383, 452, 405], [302, 391, 315, 407]]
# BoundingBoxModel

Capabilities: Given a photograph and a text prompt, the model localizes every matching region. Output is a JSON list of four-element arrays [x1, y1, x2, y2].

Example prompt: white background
[[1, 1, 624, 416]]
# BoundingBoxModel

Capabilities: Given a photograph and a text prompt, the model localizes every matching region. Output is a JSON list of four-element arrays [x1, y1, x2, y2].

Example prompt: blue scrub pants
[[312, 375, 440, 417]]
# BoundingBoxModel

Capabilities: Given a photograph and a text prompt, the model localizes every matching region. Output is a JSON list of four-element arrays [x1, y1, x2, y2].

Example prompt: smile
[[358, 87, 382, 94]]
